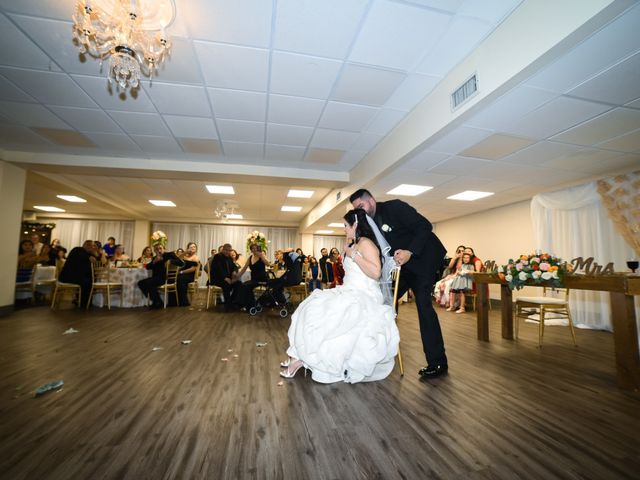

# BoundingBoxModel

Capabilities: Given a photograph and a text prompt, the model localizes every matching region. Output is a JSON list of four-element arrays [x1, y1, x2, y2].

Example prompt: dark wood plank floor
[[0, 297, 638, 480]]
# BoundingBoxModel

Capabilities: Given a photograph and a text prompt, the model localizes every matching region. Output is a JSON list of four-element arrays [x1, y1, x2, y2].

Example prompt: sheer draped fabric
[[50, 219, 134, 254], [531, 182, 640, 342]]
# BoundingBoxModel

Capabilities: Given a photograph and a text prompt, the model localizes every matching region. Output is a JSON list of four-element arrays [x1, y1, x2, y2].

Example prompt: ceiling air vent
[[451, 74, 478, 110]]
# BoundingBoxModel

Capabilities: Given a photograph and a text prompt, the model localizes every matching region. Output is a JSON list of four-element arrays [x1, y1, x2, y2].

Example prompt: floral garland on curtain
[[597, 170, 640, 256]]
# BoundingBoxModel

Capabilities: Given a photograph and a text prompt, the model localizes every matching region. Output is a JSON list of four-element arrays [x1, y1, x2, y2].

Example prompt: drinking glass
[[627, 260, 639, 274]]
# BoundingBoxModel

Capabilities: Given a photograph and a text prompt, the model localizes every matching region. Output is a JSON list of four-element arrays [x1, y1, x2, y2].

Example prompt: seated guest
[[203, 248, 217, 276], [137, 246, 154, 265], [307, 256, 322, 292], [328, 247, 344, 288], [18, 240, 38, 270], [31, 234, 44, 256], [435, 245, 465, 308], [39, 243, 57, 266], [230, 249, 242, 272], [176, 248, 185, 257], [138, 243, 185, 309], [464, 246, 483, 272], [103, 237, 116, 258], [176, 242, 200, 307], [112, 245, 130, 265], [209, 243, 237, 309], [268, 249, 303, 304], [58, 240, 99, 308], [233, 243, 270, 309]]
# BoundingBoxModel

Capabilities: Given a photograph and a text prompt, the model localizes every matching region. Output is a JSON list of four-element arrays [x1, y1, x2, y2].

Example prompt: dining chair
[[205, 265, 223, 309], [158, 261, 180, 308], [32, 265, 57, 304], [51, 279, 81, 310], [187, 262, 201, 305], [86, 263, 123, 310], [391, 267, 404, 376], [514, 287, 576, 347], [15, 266, 36, 302]]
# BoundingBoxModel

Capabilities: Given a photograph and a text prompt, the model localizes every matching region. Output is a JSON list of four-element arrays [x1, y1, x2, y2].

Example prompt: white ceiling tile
[[274, 0, 368, 59], [265, 144, 306, 162], [48, 106, 122, 134], [268, 94, 325, 127], [366, 108, 407, 136], [0, 124, 51, 146], [401, 150, 449, 171], [0, 14, 60, 71], [318, 102, 378, 132], [525, 4, 640, 93], [0, 0, 75, 20], [542, 148, 624, 172], [163, 115, 218, 139], [351, 132, 383, 152], [0, 101, 69, 129], [0, 73, 34, 102], [217, 119, 265, 143], [465, 85, 557, 130], [310, 129, 358, 150], [180, 0, 273, 47], [626, 97, 640, 109], [266, 123, 313, 147], [222, 141, 264, 158], [72, 75, 157, 112], [500, 141, 582, 166], [108, 111, 171, 136], [331, 64, 405, 106], [503, 97, 611, 139], [131, 135, 183, 155], [149, 37, 203, 84], [577, 153, 640, 175], [385, 74, 442, 111], [597, 129, 640, 153], [83, 132, 142, 152], [270, 51, 342, 99], [415, 16, 491, 76], [457, 0, 522, 23], [209, 88, 266, 122], [349, 0, 451, 70], [428, 125, 493, 154], [551, 108, 640, 146], [403, 0, 464, 13], [0, 68, 97, 108], [143, 82, 210, 116], [567, 52, 640, 105], [194, 41, 269, 91]]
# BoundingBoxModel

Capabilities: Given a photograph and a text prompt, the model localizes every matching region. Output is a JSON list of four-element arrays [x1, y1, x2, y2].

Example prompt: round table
[[92, 267, 151, 308]]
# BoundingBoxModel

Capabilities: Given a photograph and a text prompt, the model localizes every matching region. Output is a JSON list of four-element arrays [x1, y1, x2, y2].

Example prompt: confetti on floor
[[152, 347, 163, 351], [277, 381, 284, 386], [221, 357, 229, 362]]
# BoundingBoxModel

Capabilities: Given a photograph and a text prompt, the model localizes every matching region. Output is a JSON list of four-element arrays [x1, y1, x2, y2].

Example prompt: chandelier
[[72, 0, 175, 90], [214, 200, 238, 220]]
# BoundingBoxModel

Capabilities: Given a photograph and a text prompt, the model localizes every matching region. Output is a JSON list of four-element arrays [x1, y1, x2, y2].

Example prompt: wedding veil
[[365, 214, 398, 306]]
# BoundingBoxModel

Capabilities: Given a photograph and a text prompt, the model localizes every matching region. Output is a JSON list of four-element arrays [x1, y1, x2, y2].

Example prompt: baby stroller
[[249, 251, 302, 317]]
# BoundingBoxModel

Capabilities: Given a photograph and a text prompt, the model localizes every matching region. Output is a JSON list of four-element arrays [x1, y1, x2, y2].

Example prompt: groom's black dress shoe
[[419, 364, 448, 378]]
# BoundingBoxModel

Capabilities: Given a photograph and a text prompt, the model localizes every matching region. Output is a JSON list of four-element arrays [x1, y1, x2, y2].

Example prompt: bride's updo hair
[[344, 208, 380, 251]]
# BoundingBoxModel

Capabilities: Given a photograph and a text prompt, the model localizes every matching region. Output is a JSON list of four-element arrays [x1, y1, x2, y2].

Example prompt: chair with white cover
[[32, 265, 57, 303], [514, 287, 576, 347], [158, 261, 180, 308], [390, 267, 405, 376], [86, 264, 123, 310]]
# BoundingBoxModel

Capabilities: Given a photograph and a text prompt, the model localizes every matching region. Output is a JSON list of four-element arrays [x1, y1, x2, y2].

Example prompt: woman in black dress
[[177, 242, 200, 306], [234, 243, 270, 308]]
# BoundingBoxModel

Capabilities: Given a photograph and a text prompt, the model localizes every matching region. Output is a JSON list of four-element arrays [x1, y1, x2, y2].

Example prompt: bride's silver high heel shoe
[[279, 359, 307, 379], [280, 358, 291, 368]]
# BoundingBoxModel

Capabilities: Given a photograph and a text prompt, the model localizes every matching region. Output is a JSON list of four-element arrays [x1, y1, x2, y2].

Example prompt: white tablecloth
[[92, 268, 151, 308]]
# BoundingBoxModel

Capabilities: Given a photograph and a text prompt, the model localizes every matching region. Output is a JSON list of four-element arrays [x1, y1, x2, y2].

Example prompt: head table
[[91, 267, 151, 308], [472, 272, 640, 391]]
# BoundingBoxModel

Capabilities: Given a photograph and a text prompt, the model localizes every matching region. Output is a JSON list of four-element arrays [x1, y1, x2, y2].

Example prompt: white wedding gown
[[286, 256, 400, 384]]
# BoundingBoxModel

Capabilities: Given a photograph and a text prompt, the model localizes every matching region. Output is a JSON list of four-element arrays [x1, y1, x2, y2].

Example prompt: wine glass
[[627, 259, 639, 274]]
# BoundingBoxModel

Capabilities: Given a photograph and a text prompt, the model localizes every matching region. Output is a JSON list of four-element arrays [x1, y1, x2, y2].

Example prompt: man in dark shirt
[[138, 244, 185, 309], [58, 240, 99, 308], [318, 248, 331, 288], [209, 243, 237, 309]]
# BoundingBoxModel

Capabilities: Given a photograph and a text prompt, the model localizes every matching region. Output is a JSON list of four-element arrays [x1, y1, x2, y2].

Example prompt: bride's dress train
[[286, 256, 400, 384]]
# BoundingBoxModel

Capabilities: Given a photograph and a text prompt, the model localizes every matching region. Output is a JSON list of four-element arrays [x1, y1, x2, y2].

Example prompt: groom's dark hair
[[344, 208, 380, 253], [349, 188, 374, 203]]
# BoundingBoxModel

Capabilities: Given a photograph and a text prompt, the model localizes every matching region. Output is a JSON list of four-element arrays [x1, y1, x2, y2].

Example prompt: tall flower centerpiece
[[246, 230, 268, 253], [498, 253, 570, 290], [151, 230, 168, 247]]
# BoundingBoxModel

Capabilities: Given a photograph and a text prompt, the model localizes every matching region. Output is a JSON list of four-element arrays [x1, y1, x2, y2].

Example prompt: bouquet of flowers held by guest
[[246, 230, 268, 253], [151, 230, 168, 247], [498, 253, 570, 290]]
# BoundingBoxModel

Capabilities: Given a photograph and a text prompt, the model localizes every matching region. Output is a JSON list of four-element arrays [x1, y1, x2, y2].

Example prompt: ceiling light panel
[[447, 191, 494, 201], [56, 195, 87, 203], [328, 222, 344, 228], [287, 189, 314, 198], [206, 185, 235, 194], [149, 200, 177, 207], [33, 206, 65, 212], [386, 184, 433, 196], [281, 205, 302, 212]]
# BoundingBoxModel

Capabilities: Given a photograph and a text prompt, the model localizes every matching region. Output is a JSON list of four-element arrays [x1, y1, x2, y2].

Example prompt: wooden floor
[[0, 297, 638, 480]]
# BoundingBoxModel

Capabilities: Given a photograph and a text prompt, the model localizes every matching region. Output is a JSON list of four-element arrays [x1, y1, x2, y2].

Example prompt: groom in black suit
[[350, 188, 448, 378]]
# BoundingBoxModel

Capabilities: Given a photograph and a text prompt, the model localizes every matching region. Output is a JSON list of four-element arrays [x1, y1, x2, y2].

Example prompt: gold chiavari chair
[[514, 287, 575, 347], [86, 263, 123, 310], [158, 261, 180, 308], [391, 267, 404, 376]]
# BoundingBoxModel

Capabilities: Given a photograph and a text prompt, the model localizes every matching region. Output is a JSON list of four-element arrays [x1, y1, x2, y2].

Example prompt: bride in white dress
[[281, 208, 400, 384]]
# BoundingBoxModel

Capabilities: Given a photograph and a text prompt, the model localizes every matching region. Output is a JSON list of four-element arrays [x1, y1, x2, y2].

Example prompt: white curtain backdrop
[[49, 219, 134, 254], [312, 235, 345, 259], [531, 182, 640, 341]]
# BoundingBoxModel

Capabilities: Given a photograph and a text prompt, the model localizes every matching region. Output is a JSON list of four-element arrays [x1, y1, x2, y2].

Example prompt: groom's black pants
[[397, 269, 447, 366]]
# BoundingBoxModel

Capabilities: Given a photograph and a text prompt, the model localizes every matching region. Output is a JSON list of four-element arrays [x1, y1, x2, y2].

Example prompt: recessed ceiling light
[[328, 222, 344, 228], [225, 213, 243, 220], [56, 195, 87, 203], [447, 190, 494, 201], [315, 230, 334, 234], [281, 206, 302, 212], [33, 206, 65, 212], [386, 184, 433, 196], [206, 185, 235, 194], [149, 200, 176, 207], [287, 189, 314, 198]]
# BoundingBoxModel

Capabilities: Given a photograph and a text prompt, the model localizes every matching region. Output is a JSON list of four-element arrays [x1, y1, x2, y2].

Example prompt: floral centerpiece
[[246, 230, 267, 253], [498, 253, 570, 290], [151, 230, 168, 247]]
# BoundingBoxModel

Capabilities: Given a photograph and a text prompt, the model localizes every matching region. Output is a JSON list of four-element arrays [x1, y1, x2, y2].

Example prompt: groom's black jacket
[[374, 199, 446, 277]]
